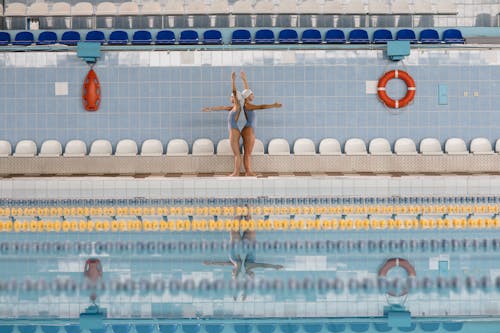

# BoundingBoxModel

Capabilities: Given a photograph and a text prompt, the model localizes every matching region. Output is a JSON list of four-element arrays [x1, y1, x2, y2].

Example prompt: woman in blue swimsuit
[[203, 72, 243, 176], [240, 71, 282, 176]]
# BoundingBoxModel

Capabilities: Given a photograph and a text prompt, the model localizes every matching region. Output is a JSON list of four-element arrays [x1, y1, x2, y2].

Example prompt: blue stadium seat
[[301, 29, 322, 44], [325, 29, 346, 44], [396, 29, 417, 43], [203, 29, 223, 45], [372, 29, 393, 43], [278, 29, 299, 44], [348, 29, 370, 44], [156, 30, 176, 45], [231, 29, 251, 44], [179, 30, 199, 45], [255, 29, 275, 44], [60, 31, 81, 46], [419, 29, 441, 44], [85, 30, 106, 44], [13, 31, 34, 46], [132, 30, 152, 45], [37, 31, 58, 45], [108, 30, 129, 45], [442, 29, 464, 44], [0, 32, 11, 46]]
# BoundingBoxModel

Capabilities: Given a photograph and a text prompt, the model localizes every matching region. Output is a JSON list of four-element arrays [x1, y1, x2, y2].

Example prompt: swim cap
[[242, 89, 253, 99], [232, 91, 243, 101]]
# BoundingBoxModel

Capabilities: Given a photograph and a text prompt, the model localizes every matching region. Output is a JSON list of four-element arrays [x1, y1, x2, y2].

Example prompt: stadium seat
[[277, 0, 297, 14], [268, 138, 290, 155], [118, 2, 139, 15], [108, 30, 129, 45], [495, 139, 500, 153], [391, 0, 411, 14], [231, 29, 251, 44], [255, 29, 275, 44], [50, 1, 71, 17], [39, 140, 63, 157], [185, 0, 209, 15], [372, 29, 393, 44], [140, 2, 162, 15], [166, 139, 189, 156], [419, 138, 443, 155], [445, 138, 468, 155], [293, 138, 316, 155], [163, 0, 184, 15], [325, 29, 346, 44], [0, 140, 12, 157], [179, 30, 199, 45], [368, 0, 390, 14], [5, 2, 27, 16], [192, 138, 214, 156], [64, 140, 87, 157], [132, 30, 152, 45], [71, 2, 94, 16], [156, 30, 176, 45], [28, 2, 49, 16], [208, 0, 230, 14], [368, 138, 392, 155], [216, 139, 233, 156], [442, 29, 465, 44], [470, 138, 493, 155], [13, 140, 37, 157], [0, 32, 11, 46], [396, 29, 417, 43], [419, 29, 441, 44], [89, 139, 113, 156], [203, 30, 223, 45], [344, 138, 367, 155], [412, 0, 433, 14], [301, 29, 322, 44], [37, 31, 58, 45], [85, 30, 106, 44], [348, 29, 370, 44], [60, 31, 81, 45], [297, 0, 318, 14], [394, 138, 418, 155], [232, 0, 253, 14], [435, 0, 458, 15], [13, 31, 34, 46], [242, 139, 265, 155], [322, 0, 343, 14], [254, 0, 275, 13], [319, 138, 342, 155], [115, 139, 138, 156], [278, 29, 299, 44], [140, 139, 164, 156], [343, 0, 366, 14]]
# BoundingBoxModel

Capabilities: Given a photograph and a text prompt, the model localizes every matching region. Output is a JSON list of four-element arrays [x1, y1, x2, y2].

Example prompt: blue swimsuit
[[227, 109, 240, 131], [243, 107, 256, 129]]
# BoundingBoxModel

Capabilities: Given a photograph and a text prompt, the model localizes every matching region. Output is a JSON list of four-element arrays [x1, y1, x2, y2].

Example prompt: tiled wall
[[0, 48, 499, 152]]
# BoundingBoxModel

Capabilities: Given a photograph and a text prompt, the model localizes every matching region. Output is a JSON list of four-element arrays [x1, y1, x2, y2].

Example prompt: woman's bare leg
[[241, 126, 256, 176], [229, 129, 241, 176]]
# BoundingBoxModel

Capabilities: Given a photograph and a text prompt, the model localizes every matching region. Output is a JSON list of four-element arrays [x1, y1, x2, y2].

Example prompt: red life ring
[[377, 70, 416, 109], [378, 257, 416, 297]]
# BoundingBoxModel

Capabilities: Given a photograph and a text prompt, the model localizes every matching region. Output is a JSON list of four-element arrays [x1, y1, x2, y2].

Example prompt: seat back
[[394, 138, 417, 155], [156, 30, 176, 44], [216, 139, 233, 156], [278, 29, 299, 44], [89, 139, 113, 156], [301, 29, 322, 44], [13, 31, 34, 46], [192, 138, 214, 156], [14, 140, 37, 157], [319, 138, 341, 155], [293, 138, 316, 155], [470, 137, 493, 154], [0, 140, 12, 157], [50, 2, 71, 16], [64, 140, 87, 157], [232, 0, 253, 14], [344, 138, 367, 155], [0, 32, 11, 46], [179, 30, 199, 45], [166, 139, 189, 156], [37, 31, 58, 45], [231, 29, 251, 44], [420, 29, 441, 44], [268, 138, 290, 155], [325, 29, 346, 43], [185, 0, 208, 14], [419, 138, 443, 155], [443, 29, 464, 44], [243, 138, 265, 155], [368, 138, 392, 155], [39, 140, 63, 157], [5, 2, 27, 16], [140, 139, 164, 156], [348, 29, 370, 44], [372, 29, 393, 43], [28, 2, 49, 15], [60, 31, 81, 45], [86, 30, 106, 44], [108, 30, 129, 45], [203, 30, 222, 45], [115, 139, 138, 156], [254, 0, 275, 13], [132, 30, 152, 45], [71, 2, 94, 15], [96, 2, 117, 15], [396, 29, 417, 43], [445, 138, 468, 155], [118, 2, 139, 15], [255, 29, 275, 44], [140, 2, 162, 15]]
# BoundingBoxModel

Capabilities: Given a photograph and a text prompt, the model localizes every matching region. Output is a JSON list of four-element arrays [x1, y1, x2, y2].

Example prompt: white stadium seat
[[344, 138, 367, 155], [319, 138, 342, 155], [71, 2, 94, 16], [166, 139, 189, 156], [0, 140, 12, 157], [13, 140, 37, 157], [268, 138, 291, 155], [192, 138, 215, 156], [115, 139, 138, 156], [470, 137, 494, 155], [368, 138, 392, 155], [39, 139, 63, 157], [140, 139, 163, 156], [216, 139, 233, 156], [394, 138, 418, 155], [445, 138, 468, 155], [64, 140, 87, 157], [293, 138, 316, 155], [419, 138, 443, 155], [89, 139, 112, 156]]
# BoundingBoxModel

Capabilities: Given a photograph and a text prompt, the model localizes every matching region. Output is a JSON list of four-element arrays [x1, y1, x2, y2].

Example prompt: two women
[[203, 71, 282, 176]]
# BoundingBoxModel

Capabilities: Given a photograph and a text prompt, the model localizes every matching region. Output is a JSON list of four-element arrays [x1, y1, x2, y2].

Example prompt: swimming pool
[[1, 175, 500, 332]]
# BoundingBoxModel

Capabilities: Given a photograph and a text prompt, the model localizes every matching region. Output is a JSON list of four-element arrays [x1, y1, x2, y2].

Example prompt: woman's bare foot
[[229, 172, 240, 176]]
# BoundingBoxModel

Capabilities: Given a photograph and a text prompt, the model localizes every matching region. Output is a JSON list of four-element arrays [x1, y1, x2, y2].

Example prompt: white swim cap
[[232, 91, 243, 101], [242, 89, 253, 99]]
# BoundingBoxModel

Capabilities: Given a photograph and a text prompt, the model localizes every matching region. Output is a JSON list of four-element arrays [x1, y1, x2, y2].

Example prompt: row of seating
[[2, 137, 499, 157], [1, 0, 458, 18], [0, 28, 465, 46]]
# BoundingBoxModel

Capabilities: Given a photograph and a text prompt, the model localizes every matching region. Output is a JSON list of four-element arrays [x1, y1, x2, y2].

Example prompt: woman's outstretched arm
[[202, 105, 232, 112], [244, 102, 282, 111]]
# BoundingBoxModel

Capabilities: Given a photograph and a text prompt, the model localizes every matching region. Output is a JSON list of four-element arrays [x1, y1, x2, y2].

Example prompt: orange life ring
[[377, 70, 416, 109], [378, 257, 416, 297]]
